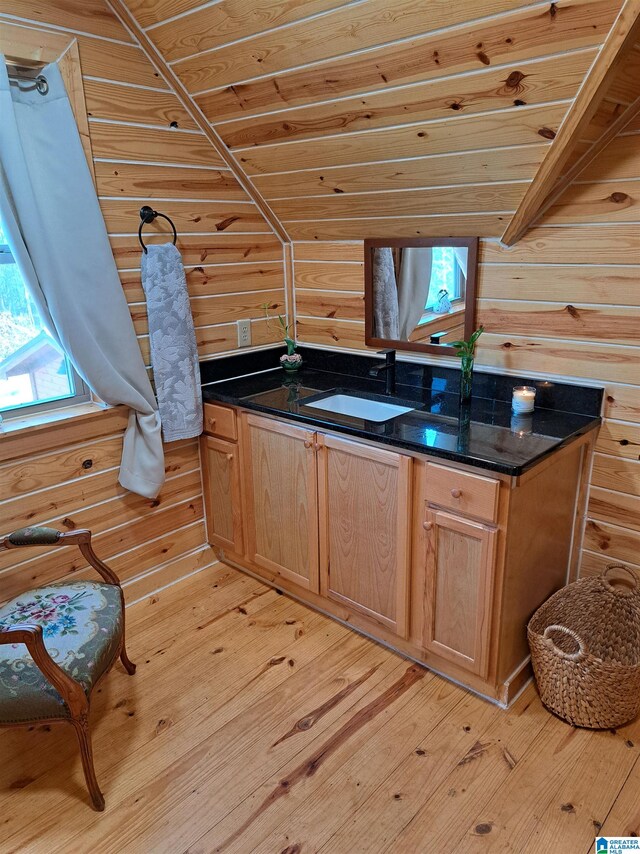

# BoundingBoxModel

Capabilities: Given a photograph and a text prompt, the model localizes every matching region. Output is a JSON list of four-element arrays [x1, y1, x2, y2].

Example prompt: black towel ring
[[138, 205, 178, 253]]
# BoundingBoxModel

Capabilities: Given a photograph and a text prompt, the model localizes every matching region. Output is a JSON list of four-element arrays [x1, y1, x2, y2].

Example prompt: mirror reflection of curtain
[[398, 247, 432, 339], [452, 247, 468, 281], [372, 247, 399, 338]]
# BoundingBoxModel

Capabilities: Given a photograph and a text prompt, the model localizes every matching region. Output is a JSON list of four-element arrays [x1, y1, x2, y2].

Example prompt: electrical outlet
[[237, 319, 251, 347]]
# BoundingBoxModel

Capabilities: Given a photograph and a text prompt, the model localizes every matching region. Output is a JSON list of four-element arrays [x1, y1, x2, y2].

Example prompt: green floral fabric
[[0, 581, 122, 723], [7, 527, 62, 546]]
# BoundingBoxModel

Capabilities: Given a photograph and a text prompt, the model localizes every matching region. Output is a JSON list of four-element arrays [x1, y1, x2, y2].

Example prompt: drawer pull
[[423, 521, 433, 532], [207, 419, 216, 429], [451, 488, 463, 499]]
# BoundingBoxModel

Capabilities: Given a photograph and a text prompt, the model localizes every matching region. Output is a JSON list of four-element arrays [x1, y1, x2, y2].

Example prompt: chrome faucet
[[369, 349, 396, 395]]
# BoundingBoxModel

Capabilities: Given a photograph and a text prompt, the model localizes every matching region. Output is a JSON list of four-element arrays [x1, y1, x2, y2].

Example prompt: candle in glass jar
[[512, 385, 536, 413]]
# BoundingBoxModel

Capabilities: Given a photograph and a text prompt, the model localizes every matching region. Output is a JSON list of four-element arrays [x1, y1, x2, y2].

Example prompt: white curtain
[[452, 247, 468, 279], [0, 58, 165, 498], [397, 247, 432, 340], [372, 247, 399, 339]]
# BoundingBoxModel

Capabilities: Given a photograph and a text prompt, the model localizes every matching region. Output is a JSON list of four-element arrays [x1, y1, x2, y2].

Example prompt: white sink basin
[[304, 393, 414, 423]]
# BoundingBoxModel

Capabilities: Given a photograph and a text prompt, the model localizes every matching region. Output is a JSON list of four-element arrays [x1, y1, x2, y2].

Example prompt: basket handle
[[602, 564, 639, 593], [543, 624, 588, 661]]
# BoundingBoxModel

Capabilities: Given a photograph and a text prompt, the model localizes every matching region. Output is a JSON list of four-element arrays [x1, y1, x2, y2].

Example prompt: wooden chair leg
[[71, 714, 105, 811], [120, 618, 136, 676], [120, 645, 136, 675]]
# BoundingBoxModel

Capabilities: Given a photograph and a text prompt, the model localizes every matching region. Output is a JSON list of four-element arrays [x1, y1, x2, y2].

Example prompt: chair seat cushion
[[0, 581, 122, 724]]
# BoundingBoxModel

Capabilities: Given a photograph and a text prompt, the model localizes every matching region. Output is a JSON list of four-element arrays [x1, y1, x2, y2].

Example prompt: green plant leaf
[[451, 325, 484, 360], [469, 325, 485, 345]]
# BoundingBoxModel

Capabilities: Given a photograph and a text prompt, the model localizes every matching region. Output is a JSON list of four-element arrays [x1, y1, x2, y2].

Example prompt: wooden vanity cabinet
[[201, 403, 594, 705], [240, 413, 320, 592], [318, 434, 412, 637]]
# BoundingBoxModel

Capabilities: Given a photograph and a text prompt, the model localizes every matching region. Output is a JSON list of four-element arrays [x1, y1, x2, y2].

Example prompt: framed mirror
[[364, 237, 478, 355]]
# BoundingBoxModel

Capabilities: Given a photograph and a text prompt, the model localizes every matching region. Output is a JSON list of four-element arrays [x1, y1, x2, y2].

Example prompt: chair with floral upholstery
[[0, 526, 136, 810]]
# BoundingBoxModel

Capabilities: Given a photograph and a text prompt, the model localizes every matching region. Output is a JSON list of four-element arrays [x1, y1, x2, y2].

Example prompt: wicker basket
[[528, 565, 640, 729]]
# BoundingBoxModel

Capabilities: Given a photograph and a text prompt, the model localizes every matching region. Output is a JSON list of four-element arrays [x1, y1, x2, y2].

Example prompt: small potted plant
[[451, 326, 484, 404], [263, 303, 303, 373]]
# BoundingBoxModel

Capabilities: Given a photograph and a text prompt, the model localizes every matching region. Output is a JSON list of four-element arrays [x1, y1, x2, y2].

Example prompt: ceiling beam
[[528, 91, 640, 225], [106, 0, 291, 246], [501, 0, 640, 246]]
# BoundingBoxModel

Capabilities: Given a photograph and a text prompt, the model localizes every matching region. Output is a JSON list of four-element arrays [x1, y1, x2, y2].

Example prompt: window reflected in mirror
[[364, 238, 478, 356]]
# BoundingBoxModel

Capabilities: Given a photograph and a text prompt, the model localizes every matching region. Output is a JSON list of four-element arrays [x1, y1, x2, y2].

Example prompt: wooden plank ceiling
[[113, 0, 635, 241], [502, 0, 640, 243]]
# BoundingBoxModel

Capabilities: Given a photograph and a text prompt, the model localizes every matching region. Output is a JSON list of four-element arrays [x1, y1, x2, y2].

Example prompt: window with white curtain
[[425, 246, 465, 310], [0, 215, 89, 417]]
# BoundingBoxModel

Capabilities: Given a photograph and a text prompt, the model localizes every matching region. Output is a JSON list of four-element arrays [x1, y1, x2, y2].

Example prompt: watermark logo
[[595, 838, 640, 853]]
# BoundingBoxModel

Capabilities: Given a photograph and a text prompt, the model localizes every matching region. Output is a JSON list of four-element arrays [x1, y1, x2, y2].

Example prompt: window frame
[[419, 249, 467, 326], [0, 241, 92, 420]]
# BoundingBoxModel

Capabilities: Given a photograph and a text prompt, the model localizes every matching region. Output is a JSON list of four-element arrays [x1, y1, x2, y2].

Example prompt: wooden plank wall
[[124, 0, 624, 239], [0, 411, 210, 605], [2, 0, 286, 368], [0, 1, 284, 601], [291, 116, 640, 576], [289, 27, 640, 580]]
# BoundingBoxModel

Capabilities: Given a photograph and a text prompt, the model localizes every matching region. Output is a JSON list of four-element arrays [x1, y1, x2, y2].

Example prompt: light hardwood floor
[[1, 563, 638, 853]]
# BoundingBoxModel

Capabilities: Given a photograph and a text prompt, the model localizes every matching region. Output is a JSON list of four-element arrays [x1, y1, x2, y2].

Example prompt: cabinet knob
[[451, 488, 462, 499], [423, 521, 433, 531], [226, 453, 233, 462], [314, 442, 322, 451], [207, 418, 216, 430], [304, 440, 312, 449]]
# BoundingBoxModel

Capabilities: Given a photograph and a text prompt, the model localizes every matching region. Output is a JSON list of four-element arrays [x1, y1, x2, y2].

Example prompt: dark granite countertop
[[201, 350, 602, 476]]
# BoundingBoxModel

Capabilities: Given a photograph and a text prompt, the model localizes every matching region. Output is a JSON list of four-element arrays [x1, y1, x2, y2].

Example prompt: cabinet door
[[201, 435, 243, 555], [241, 413, 319, 592], [422, 508, 497, 676], [319, 435, 412, 637]]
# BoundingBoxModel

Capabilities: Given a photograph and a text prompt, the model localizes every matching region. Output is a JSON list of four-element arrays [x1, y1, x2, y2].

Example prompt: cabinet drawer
[[425, 462, 499, 523], [203, 402, 237, 441]]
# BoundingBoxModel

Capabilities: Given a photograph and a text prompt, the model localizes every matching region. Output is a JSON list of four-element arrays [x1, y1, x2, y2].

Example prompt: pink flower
[[32, 608, 56, 620], [16, 602, 36, 612], [51, 595, 70, 604]]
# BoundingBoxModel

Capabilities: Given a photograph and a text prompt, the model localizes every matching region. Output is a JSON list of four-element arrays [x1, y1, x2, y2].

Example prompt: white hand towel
[[141, 243, 203, 442]]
